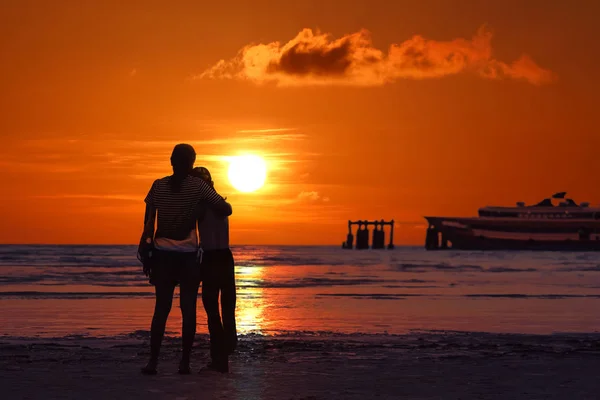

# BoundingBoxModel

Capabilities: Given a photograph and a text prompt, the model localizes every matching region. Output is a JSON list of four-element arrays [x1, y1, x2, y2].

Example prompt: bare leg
[[202, 273, 227, 372], [221, 252, 237, 354], [142, 283, 175, 374], [179, 278, 200, 373]]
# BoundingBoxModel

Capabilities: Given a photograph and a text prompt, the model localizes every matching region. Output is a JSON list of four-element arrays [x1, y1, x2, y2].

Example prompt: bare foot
[[141, 359, 158, 375], [178, 359, 191, 375], [199, 361, 228, 374]]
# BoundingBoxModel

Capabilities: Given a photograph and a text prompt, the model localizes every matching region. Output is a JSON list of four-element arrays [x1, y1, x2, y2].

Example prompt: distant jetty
[[342, 220, 395, 250]]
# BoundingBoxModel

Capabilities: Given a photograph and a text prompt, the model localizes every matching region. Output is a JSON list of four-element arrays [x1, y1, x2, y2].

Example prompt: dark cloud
[[197, 26, 555, 86]]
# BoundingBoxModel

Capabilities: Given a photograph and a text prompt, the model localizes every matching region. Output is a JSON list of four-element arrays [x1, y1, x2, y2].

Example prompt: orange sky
[[1, 0, 599, 245]]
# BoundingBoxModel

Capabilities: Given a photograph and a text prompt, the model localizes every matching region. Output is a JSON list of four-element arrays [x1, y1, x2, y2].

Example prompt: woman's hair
[[169, 143, 196, 192], [190, 166, 213, 187]]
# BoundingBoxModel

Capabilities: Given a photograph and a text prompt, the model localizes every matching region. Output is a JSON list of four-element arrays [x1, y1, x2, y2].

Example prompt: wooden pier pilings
[[342, 219, 395, 250]]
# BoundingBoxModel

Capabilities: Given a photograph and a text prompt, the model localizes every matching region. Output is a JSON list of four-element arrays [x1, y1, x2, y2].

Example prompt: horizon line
[[0, 243, 419, 247]]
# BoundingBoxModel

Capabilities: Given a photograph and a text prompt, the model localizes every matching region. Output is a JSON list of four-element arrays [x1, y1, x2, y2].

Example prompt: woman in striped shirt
[[140, 144, 232, 375]]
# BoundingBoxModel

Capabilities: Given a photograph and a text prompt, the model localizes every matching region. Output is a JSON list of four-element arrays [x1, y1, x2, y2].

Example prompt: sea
[[1, 245, 599, 339], [2, 245, 600, 399]]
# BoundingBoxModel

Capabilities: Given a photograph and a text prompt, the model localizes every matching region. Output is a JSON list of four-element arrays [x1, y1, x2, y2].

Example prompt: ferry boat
[[424, 192, 600, 251]]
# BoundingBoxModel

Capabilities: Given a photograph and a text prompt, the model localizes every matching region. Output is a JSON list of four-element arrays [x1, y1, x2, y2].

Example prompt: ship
[[424, 192, 600, 251]]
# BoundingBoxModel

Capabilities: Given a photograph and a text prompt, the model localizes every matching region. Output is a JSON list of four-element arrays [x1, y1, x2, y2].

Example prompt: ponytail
[[169, 166, 188, 193]]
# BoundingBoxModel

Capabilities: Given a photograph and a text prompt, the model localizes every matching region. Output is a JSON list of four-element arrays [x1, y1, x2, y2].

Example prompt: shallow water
[[1, 245, 600, 338]]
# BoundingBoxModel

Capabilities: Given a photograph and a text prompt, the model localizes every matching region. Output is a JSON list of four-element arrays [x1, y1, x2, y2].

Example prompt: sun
[[227, 155, 268, 193]]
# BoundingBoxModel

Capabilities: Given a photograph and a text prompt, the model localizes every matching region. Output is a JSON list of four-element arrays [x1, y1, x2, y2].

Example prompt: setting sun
[[227, 155, 268, 193]]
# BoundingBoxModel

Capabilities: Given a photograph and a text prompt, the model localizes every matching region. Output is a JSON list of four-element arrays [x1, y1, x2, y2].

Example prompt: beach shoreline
[[2, 331, 599, 399], [2, 245, 600, 398]]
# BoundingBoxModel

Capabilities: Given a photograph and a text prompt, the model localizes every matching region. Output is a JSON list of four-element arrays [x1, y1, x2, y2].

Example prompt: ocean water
[[1, 245, 600, 338]]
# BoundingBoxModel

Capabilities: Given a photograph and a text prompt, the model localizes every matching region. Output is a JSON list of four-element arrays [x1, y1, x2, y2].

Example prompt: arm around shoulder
[[212, 198, 232, 217], [195, 178, 232, 216]]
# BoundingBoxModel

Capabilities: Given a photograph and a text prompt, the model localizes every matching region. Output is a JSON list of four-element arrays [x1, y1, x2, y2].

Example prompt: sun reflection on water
[[235, 264, 267, 335]]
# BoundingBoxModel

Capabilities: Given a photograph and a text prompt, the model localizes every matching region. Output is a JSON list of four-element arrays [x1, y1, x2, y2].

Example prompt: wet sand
[[2, 332, 599, 399]]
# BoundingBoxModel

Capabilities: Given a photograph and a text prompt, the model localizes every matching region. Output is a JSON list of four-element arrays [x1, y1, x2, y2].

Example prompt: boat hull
[[424, 216, 600, 251], [444, 231, 600, 251]]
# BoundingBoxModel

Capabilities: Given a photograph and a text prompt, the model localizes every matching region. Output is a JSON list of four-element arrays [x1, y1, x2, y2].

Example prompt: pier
[[342, 219, 395, 250]]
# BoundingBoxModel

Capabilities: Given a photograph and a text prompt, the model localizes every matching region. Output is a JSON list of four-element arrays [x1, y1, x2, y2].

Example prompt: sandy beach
[[2, 331, 599, 399]]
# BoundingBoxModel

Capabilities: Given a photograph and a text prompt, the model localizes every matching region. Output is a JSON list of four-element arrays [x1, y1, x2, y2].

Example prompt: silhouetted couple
[[137, 143, 237, 374]]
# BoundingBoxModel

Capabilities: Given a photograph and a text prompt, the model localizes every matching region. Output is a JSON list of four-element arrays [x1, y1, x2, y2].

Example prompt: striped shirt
[[144, 175, 224, 252]]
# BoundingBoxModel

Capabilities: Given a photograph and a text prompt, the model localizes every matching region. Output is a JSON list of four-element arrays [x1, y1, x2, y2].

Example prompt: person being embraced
[[189, 166, 237, 373], [138, 144, 232, 375]]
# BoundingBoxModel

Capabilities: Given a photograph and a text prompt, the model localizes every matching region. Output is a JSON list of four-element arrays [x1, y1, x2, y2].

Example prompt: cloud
[[32, 194, 140, 201], [297, 191, 329, 202], [12, 133, 315, 187], [235, 128, 297, 134], [0, 159, 84, 174], [196, 25, 555, 86], [104, 133, 306, 149]]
